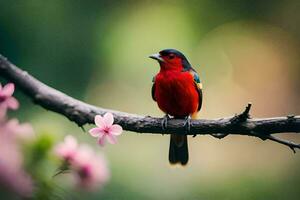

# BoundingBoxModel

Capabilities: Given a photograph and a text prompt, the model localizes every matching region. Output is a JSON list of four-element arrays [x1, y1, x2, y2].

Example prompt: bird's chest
[[154, 71, 198, 116]]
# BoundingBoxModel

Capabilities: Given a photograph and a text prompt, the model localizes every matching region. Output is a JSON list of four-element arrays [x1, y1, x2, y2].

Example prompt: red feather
[[154, 70, 199, 117]]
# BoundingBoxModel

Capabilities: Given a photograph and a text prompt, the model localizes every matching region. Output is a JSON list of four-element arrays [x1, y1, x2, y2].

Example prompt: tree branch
[[1, 54, 300, 152], [261, 134, 300, 153]]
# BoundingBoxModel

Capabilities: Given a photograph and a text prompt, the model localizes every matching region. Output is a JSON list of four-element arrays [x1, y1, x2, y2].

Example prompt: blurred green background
[[1, 0, 300, 199]]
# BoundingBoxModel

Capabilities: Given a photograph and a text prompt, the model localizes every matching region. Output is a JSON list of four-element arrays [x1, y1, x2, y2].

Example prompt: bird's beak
[[149, 53, 164, 62]]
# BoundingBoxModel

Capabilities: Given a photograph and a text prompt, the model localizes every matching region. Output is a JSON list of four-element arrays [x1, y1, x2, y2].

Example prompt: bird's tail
[[169, 134, 188, 165]]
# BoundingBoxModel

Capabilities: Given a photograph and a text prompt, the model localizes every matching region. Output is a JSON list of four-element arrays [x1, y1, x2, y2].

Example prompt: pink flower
[[0, 83, 19, 118], [3, 119, 34, 139], [0, 83, 33, 197], [89, 113, 123, 146], [72, 145, 109, 189], [0, 118, 34, 141], [0, 132, 33, 197], [54, 135, 110, 190], [54, 135, 78, 162]]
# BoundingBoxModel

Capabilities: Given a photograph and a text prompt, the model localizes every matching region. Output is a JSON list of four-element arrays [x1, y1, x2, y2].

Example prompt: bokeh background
[[1, 0, 300, 199]]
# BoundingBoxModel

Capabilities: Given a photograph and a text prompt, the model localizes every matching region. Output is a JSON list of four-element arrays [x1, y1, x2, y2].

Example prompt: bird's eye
[[168, 54, 175, 59]]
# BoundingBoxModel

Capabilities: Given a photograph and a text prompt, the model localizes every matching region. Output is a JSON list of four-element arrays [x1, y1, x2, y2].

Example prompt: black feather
[[159, 49, 192, 70], [151, 83, 156, 101], [197, 87, 203, 111], [169, 134, 189, 165], [151, 76, 156, 101]]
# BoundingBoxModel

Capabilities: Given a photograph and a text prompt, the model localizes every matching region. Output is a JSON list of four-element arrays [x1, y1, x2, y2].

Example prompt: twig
[[253, 131, 300, 153], [266, 135, 300, 153], [231, 103, 252, 123]]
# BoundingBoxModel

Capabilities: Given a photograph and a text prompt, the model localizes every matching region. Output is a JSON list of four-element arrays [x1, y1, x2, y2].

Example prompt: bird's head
[[149, 49, 191, 71]]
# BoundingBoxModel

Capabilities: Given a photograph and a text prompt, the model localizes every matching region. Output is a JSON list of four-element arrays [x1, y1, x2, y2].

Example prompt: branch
[[1, 54, 300, 152], [263, 135, 300, 153]]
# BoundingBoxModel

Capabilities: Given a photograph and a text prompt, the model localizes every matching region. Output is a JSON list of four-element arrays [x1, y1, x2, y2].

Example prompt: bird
[[149, 49, 203, 165]]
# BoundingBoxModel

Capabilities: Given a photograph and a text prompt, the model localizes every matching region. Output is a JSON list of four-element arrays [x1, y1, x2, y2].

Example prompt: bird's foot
[[161, 115, 170, 134], [183, 116, 191, 134]]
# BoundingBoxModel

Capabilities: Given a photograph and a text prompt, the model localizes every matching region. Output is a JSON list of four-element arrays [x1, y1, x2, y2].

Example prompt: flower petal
[[106, 134, 117, 144], [2, 83, 15, 96], [54, 143, 69, 157], [65, 135, 78, 149], [77, 144, 93, 160], [109, 124, 123, 136], [6, 97, 19, 110], [94, 115, 105, 128], [89, 128, 105, 138], [0, 107, 6, 119], [103, 113, 114, 127], [98, 136, 106, 146]]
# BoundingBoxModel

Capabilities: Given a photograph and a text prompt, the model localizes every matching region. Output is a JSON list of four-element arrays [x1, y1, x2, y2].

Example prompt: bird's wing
[[151, 76, 156, 101], [189, 69, 203, 111]]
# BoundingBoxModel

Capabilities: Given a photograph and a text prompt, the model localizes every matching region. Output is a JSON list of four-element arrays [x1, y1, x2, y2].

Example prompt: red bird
[[150, 49, 203, 165]]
